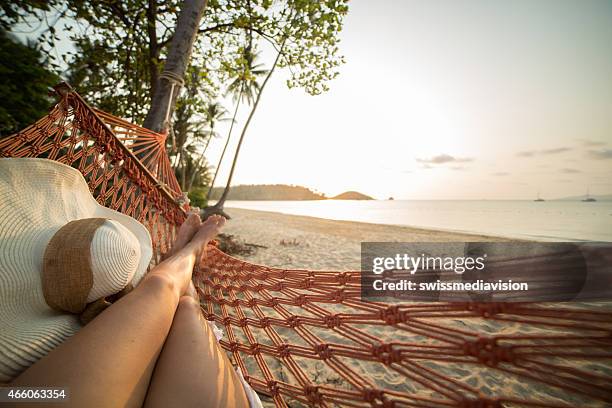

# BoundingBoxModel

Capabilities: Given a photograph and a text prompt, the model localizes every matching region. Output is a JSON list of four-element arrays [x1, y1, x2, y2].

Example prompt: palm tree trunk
[[206, 86, 243, 202], [213, 44, 285, 210], [143, 0, 207, 133], [180, 152, 188, 191]]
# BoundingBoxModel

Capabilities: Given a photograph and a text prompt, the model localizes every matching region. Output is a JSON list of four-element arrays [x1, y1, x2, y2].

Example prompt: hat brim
[[0, 158, 153, 381]]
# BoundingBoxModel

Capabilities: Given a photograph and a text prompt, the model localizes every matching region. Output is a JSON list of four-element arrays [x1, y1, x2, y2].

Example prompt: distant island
[[208, 184, 373, 201], [331, 191, 374, 200]]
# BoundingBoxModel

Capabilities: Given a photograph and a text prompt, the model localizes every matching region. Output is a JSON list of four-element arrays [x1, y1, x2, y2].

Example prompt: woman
[[1, 158, 257, 407]]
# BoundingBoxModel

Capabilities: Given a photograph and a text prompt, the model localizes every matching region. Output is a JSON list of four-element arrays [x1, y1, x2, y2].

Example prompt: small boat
[[534, 189, 545, 202], [388, 196, 394, 200], [582, 187, 596, 202]]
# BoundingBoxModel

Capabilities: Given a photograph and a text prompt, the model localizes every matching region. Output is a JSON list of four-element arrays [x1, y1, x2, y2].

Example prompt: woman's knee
[[177, 295, 201, 316]]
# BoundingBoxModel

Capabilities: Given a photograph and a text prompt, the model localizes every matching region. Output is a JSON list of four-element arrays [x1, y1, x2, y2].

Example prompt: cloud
[[450, 166, 466, 171], [416, 154, 473, 165], [516, 147, 571, 157], [577, 139, 606, 147], [587, 149, 612, 160], [541, 147, 571, 155], [492, 172, 509, 176], [560, 168, 581, 174]]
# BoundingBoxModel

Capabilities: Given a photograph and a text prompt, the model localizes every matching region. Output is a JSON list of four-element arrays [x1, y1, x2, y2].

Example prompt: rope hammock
[[1, 83, 611, 408]]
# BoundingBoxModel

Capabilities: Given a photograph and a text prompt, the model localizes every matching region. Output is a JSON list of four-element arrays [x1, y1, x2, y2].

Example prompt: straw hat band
[[42, 218, 106, 314]]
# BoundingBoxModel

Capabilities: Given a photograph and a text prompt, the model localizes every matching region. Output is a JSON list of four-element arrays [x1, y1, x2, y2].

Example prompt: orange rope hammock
[[1, 83, 611, 407]]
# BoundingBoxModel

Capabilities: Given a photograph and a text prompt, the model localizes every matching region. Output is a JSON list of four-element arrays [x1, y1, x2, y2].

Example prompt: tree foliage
[[0, 29, 59, 136], [2, 0, 350, 190]]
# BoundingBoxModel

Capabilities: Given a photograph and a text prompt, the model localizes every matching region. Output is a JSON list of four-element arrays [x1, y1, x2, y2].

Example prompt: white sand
[[222, 207, 512, 270]]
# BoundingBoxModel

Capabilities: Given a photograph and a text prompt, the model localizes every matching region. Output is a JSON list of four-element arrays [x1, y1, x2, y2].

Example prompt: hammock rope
[[1, 83, 611, 408]]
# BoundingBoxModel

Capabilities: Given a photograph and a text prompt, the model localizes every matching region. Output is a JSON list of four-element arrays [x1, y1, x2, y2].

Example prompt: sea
[[224, 200, 612, 242]]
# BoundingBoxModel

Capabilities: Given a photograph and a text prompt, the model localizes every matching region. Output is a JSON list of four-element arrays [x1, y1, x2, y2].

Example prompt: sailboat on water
[[534, 189, 545, 202], [582, 187, 596, 202]]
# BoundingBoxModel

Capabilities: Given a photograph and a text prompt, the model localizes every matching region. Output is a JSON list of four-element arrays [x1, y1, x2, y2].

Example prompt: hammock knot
[[331, 289, 346, 302], [336, 272, 349, 285], [380, 305, 404, 325], [467, 302, 512, 318], [464, 337, 515, 366], [323, 314, 341, 328], [29, 145, 41, 156], [372, 344, 401, 365], [300, 278, 313, 289], [249, 343, 262, 355], [287, 316, 301, 328], [259, 317, 271, 327], [267, 380, 280, 396], [314, 343, 331, 360], [111, 150, 125, 164], [459, 396, 502, 408], [228, 341, 240, 352], [361, 388, 384, 404], [277, 344, 290, 358], [304, 384, 323, 404], [295, 294, 307, 306], [247, 298, 257, 308]]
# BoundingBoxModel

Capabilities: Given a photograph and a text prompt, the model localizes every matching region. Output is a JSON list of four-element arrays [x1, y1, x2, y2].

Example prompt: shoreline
[[222, 207, 514, 270]]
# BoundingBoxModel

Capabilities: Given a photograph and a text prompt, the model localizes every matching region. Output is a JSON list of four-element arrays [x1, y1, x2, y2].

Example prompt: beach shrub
[[188, 188, 207, 209]]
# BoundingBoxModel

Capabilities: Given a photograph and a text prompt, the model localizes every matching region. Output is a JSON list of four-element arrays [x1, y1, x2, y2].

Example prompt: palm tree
[[186, 101, 230, 191], [204, 47, 268, 206], [204, 43, 285, 218], [169, 67, 207, 191]]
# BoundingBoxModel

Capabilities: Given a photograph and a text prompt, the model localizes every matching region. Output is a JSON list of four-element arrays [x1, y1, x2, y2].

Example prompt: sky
[[15, 0, 612, 200], [207, 0, 612, 200]]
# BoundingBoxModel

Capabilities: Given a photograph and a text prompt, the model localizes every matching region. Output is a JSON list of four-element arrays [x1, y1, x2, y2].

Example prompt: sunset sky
[[208, 0, 612, 200], [16, 0, 612, 200]]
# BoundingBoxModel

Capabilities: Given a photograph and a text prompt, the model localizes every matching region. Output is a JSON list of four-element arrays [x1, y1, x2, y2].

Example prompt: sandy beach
[[215, 208, 610, 407], [221, 207, 512, 270]]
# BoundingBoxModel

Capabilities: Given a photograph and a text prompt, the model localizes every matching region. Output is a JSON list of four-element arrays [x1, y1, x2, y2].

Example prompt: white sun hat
[[0, 158, 152, 382]]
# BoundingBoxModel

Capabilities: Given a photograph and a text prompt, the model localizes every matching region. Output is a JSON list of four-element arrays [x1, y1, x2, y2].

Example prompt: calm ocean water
[[224, 200, 612, 242]]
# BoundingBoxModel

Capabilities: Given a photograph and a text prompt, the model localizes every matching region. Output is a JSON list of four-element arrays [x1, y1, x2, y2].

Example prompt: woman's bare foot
[[192, 215, 226, 247], [186, 215, 226, 259], [168, 212, 201, 257]]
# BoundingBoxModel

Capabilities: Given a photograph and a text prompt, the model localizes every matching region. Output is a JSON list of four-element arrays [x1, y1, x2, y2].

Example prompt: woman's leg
[[11, 214, 226, 408], [143, 296, 249, 408]]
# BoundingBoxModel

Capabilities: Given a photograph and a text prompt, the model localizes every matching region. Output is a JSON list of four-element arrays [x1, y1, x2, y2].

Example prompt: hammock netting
[[1, 84, 610, 408]]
